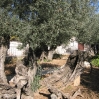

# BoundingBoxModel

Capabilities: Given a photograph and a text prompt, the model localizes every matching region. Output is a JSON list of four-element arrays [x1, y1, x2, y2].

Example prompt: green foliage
[[12, 0, 99, 49], [31, 66, 42, 92], [88, 14, 99, 44], [0, 0, 99, 49], [10, 36, 19, 41], [31, 75, 41, 92], [91, 55, 99, 67], [16, 0, 73, 49], [68, 0, 96, 44], [0, 8, 30, 47]]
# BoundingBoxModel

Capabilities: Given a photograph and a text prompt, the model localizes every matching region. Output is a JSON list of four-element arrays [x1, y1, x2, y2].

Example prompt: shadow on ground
[[40, 63, 99, 99], [81, 67, 99, 92], [41, 63, 59, 69], [39, 92, 51, 99], [78, 67, 99, 99]]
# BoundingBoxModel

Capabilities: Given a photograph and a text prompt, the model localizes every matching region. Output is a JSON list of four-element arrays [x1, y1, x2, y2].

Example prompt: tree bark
[[16, 88, 21, 99], [48, 50, 55, 61], [27, 61, 37, 93], [0, 45, 7, 83], [42, 50, 90, 99], [23, 47, 38, 96], [40, 51, 48, 62]]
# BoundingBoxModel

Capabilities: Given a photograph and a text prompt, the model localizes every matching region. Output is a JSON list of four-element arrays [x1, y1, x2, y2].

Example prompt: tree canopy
[[0, 0, 99, 49]]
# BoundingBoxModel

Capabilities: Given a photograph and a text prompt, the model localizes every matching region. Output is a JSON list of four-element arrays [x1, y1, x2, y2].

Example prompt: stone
[[50, 94, 58, 99], [74, 75, 80, 86]]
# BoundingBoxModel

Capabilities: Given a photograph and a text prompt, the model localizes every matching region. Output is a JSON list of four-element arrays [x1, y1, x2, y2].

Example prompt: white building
[[55, 37, 91, 55], [8, 38, 91, 57], [55, 37, 78, 55], [7, 41, 25, 57]]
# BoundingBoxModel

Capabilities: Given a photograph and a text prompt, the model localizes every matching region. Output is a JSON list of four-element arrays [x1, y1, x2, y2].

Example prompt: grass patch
[[31, 66, 42, 92], [91, 55, 99, 67]]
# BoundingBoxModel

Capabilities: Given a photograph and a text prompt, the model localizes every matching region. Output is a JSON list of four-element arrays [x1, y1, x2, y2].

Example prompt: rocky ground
[[4, 55, 99, 99]]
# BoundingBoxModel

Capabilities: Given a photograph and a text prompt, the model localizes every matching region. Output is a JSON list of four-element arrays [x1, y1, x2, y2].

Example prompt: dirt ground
[[34, 58, 99, 99], [4, 55, 99, 99]]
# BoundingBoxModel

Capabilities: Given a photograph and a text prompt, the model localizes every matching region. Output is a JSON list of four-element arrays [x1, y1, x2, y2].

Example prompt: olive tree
[[0, 9, 30, 83], [0, 0, 99, 93]]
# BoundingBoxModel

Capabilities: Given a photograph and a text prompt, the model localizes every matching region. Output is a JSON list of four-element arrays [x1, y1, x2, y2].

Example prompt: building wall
[[7, 41, 25, 57], [55, 37, 78, 55], [55, 40, 78, 55], [7, 40, 90, 57], [55, 41, 92, 55]]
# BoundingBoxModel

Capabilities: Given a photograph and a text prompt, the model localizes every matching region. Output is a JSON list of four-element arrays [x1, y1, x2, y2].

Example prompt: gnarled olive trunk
[[42, 50, 92, 99], [0, 45, 7, 83], [23, 47, 38, 96], [0, 35, 10, 84]]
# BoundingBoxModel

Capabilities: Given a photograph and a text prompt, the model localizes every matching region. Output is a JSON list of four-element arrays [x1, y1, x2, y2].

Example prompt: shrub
[[91, 55, 99, 67]]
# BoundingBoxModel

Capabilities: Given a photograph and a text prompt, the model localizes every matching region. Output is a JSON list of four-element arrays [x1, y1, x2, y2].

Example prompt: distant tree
[[66, 0, 99, 44]]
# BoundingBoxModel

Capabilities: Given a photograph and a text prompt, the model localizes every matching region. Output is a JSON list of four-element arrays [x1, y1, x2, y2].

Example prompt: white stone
[[74, 75, 80, 86], [83, 61, 91, 68]]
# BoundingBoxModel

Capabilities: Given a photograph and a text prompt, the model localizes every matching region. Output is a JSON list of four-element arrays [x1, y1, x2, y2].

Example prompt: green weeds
[[91, 55, 99, 67], [31, 66, 42, 92]]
